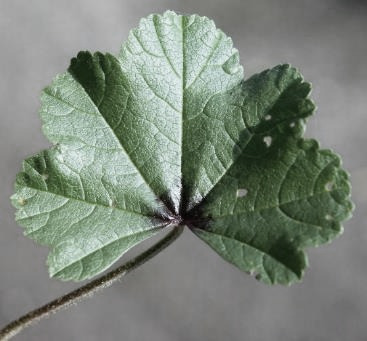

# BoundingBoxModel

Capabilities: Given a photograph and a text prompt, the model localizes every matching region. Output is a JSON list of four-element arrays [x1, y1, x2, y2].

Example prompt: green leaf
[[12, 11, 353, 284]]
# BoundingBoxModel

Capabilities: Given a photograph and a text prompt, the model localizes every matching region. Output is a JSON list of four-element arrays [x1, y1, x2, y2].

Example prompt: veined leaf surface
[[12, 11, 353, 284]]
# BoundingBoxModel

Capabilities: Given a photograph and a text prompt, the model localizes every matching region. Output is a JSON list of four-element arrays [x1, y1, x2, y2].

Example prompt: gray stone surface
[[0, 0, 366, 340]]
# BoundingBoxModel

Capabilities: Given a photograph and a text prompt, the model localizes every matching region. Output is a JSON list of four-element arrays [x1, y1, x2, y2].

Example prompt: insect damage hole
[[263, 136, 272, 147], [264, 114, 271, 121], [236, 188, 248, 198], [325, 214, 333, 221], [289, 122, 296, 128], [325, 181, 333, 191], [17, 198, 26, 206]]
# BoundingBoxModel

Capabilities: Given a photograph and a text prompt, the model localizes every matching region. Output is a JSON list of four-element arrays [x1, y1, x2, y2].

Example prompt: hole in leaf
[[17, 198, 26, 206], [325, 214, 333, 221], [289, 122, 296, 128], [41, 174, 49, 181], [263, 136, 272, 147], [264, 115, 271, 121], [325, 181, 333, 191], [236, 188, 248, 198]]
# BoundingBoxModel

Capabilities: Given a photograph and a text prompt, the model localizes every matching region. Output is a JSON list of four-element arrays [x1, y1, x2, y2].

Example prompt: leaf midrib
[[179, 15, 186, 214], [190, 77, 312, 209], [20, 182, 162, 220], [200, 187, 345, 220], [44, 74, 167, 215], [194, 229, 301, 278]]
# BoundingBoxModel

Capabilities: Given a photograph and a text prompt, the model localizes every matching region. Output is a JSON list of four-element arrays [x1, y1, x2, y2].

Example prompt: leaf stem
[[0, 225, 184, 341]]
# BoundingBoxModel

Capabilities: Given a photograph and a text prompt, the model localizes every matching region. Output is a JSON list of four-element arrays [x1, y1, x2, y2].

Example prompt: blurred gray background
[[0, 1, 366, 340]]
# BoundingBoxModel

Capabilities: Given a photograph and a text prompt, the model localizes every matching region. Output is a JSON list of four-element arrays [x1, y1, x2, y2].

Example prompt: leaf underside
[[12, 11, 353, 285]]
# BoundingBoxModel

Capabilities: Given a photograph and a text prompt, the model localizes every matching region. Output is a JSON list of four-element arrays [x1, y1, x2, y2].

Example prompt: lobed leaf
[[12, 11, 353, 284]]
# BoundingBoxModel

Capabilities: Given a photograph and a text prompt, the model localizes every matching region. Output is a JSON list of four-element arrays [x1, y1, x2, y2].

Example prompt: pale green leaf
[[12, 11, 353, 284]]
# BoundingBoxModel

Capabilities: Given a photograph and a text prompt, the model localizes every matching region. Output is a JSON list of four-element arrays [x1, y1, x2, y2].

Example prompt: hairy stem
[[0, 225, 184, 341]]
